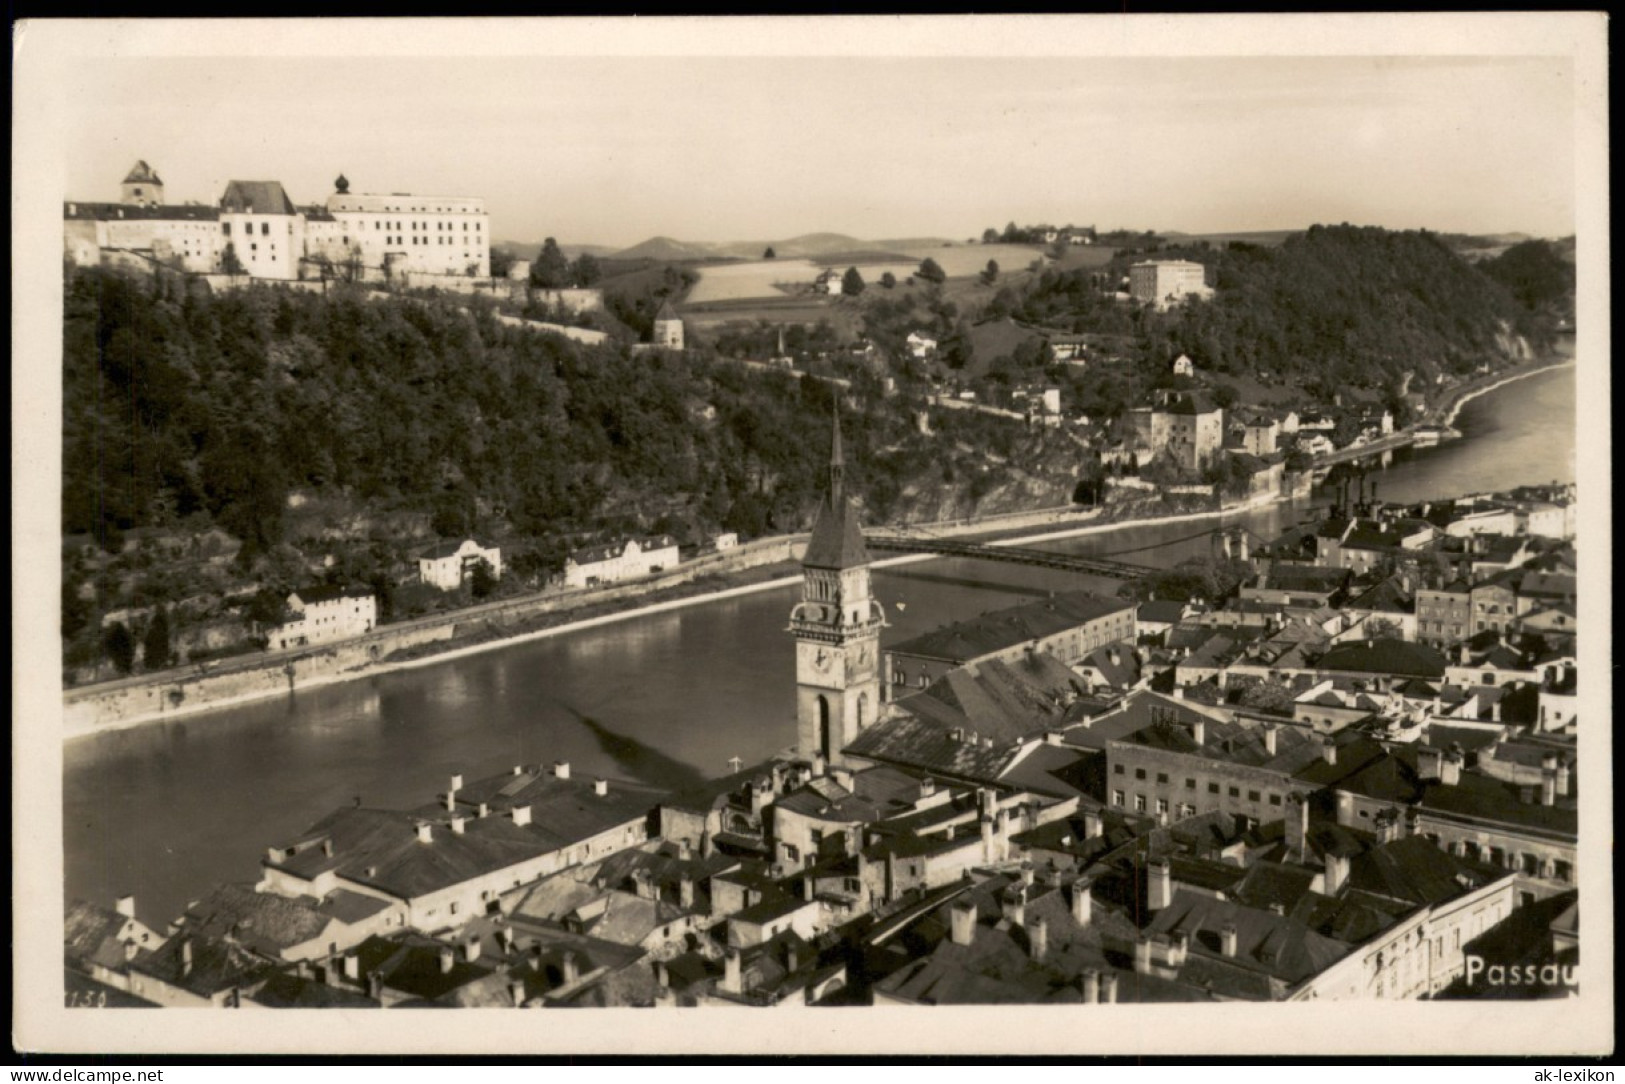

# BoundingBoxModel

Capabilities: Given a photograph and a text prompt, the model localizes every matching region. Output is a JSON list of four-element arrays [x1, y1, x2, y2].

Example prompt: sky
[[51, 32, 1578, 250]]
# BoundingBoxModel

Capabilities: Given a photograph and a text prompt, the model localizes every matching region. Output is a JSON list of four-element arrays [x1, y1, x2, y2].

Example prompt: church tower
[[121, 161, 163, 207], [788, 409, 885, 765]]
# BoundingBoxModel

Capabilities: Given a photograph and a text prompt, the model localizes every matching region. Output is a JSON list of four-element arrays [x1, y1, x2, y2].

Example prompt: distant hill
[[611, 236, 728, 261], [494, 240, 618, 261], [1160, 230, 1301, 247]]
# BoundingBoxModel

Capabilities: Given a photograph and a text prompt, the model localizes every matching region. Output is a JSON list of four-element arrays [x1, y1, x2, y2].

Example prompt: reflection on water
[[63, 367, 1575, 925]]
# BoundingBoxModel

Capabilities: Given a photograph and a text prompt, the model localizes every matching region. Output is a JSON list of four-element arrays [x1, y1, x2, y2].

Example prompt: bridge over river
[[862, 534, 1159, 579]]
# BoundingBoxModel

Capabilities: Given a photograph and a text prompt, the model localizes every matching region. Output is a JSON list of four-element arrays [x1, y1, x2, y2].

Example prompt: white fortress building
[[65, 162, 490, 282]]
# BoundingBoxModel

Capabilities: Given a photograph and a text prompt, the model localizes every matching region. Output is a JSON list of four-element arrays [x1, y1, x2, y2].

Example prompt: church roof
[[802, 493, 869, 570], [654, 300, 680, 322], [124, 160, 162, 185]]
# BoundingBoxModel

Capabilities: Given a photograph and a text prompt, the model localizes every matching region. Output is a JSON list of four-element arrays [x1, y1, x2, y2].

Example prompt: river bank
[[61, 489, 1288, 739], [1436, 355, 1576, 429]]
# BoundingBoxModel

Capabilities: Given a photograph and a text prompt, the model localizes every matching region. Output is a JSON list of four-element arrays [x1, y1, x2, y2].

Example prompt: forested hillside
[[995, 225, 1559, 399]]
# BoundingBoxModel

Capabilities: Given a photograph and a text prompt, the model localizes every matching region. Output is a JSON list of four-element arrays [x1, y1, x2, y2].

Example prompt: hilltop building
[[65, 163, 489, 281], [1129, 260, 1214, 310], [1150, 393, 1225, 474], [653, 301, 685, 350], [789, 411, 886, 766]]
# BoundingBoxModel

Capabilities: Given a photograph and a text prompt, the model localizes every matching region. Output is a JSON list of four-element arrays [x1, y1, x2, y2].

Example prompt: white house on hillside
[[419, 539, 502, 591]]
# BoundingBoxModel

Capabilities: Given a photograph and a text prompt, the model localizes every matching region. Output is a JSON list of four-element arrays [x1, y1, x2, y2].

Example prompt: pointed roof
[[802, 493, 869, 570], [802, 409, 867, 570], [124, 160, 162, 185], [219, 180, 298, 215], [653, 300, 680, 323]]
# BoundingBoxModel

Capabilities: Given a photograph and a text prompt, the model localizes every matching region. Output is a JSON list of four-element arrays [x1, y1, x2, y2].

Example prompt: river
[[63, 365, 1575, 925]]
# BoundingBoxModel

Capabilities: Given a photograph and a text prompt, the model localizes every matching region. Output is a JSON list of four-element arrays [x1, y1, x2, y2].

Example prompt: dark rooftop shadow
[[558, 703, 709, 793]]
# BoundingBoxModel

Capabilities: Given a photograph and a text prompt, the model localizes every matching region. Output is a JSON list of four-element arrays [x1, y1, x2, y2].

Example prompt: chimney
[[512, 763, 525, 776], [1219, 923, 1238, 957], [1147, 857, 1172, 911], [509, 979, 527, 1007], [1374, 808, 1400, 844], [949, 900, 977, 946], [1325, 852, 1350, 895], [654, 960, 670, 988], [451, 815, 466, 835], [1322, 737, 1337, 767], [1133, 936, 1153, 974], [124, 940, 140, 963], [477, 802, 489, 819], [1082, 808, 1103, 838], [322, 839, 334, 857], [1190, 719, 1204, 745], [1417, 745, 1444, 782], [499, 926, 515, 953], [594, 778, 609, 797], [367, 971, 383, 1002], [464, 937, 481, 963], [1285, 792, 1309, 861], [553, 761, 570, 780], [1029, 917, 1048, 962], [1071, 882, 1093, 927], [1021, 862, 1035, 887], [1001, 886, 1027, 928], [810, 752, 827, 778], [676, 838, 690, 861], [1440, 752, 1462, 787], [511, 804, 532, 827], [450, 773, 463, 794], [438, 946, 455, 974], [802, 877, 815, 902], [1080, 968, 1099, 1003], [1100, 972, 1119, 1003], [1262, 724, 1277, 757], [701, 830, 716, 858], [561, 951, 580, 986], [920, 776, 936, 799], [1173, 686, 1185, 701], [344, 954, 361, 981], [416, 822, 433, 844], [1556, 761, 1571, 796], [885, 851, 898, 903], [722, 949, 742, 994], [115, 895, 136, 920], [679, 877, 695, 909], [1540, 771, 1557, 807]]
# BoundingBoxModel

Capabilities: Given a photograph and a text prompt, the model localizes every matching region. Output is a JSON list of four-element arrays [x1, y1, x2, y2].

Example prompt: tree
[[879, 271, 897, 289], [142, 607, 172, 671], [488, 248, 515, 280], [571, 252, 603, 287], [530, 237, 571, 289], [982, 228, 1000, 244], [981, 259, 1000, 286], [469, 558, 498, 600], [763, 246, 776, 260], [1212, 384, 1239, 410], [841, 267, 866, 297], [220, 244, 245, 276], [917, 257, 946, 285], [102, 621, 136, 676]]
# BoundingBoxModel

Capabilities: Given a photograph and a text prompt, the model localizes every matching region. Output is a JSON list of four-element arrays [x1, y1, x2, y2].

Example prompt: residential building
[[1150, 393, 1225, 474], [268, 586, 376, 650], [884, 591, 1134, 699], [652, 301, 684, 349], [564, 535, 681, 589], [418, 538, 502, 591], [905, 332, 937, 359], [1416, 579, 1473, 649]]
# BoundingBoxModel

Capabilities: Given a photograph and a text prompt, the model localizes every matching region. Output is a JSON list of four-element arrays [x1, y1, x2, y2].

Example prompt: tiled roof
[[250, 969, 380, 1008], [177, 883, 333, 958], [901, 651, 1087, 743], [1137, 600, 1187, 625], [1346, 836, 1509, 907], [291, 584, 372, 605], [64, 900, 139, 972], [63, 201, 218, 222], [219, 180, 299, 215], [844, 713, 1021, 784], [132, 929, 278, 998], [891, 591, 1132, 662], [1145, 890, 1352, 988], [1317, 640, 1446, 679], [802, 493, 869, 570]]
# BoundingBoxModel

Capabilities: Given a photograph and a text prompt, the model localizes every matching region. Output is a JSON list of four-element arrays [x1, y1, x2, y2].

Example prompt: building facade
[[1128, 260, 1214, 310], [419, 539, 503, 591], [269, 587, 377, 650]]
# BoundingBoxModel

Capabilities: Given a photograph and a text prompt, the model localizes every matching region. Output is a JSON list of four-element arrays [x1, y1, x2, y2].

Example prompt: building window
[[261, 222, 269, 236], [1248, 790, 1261, 803], [1113, 764, 1125, 775], [1185, 778, 1196, 789], [1156, 798, 1169, 815], [1156, 773, 1169, 785], [222, 222, 231, 236], [1228, 786, 1240, 798], [1134, 795, 1147, 812], [1208, 783, 1220, 794], [1111, 791, 1124, 807], [1134, 769, 1146, 781], [1268, 793, 1282, 806]]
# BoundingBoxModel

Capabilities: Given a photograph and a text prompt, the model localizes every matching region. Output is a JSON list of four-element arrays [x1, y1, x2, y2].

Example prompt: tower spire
[[830, 406, 845, 504]]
